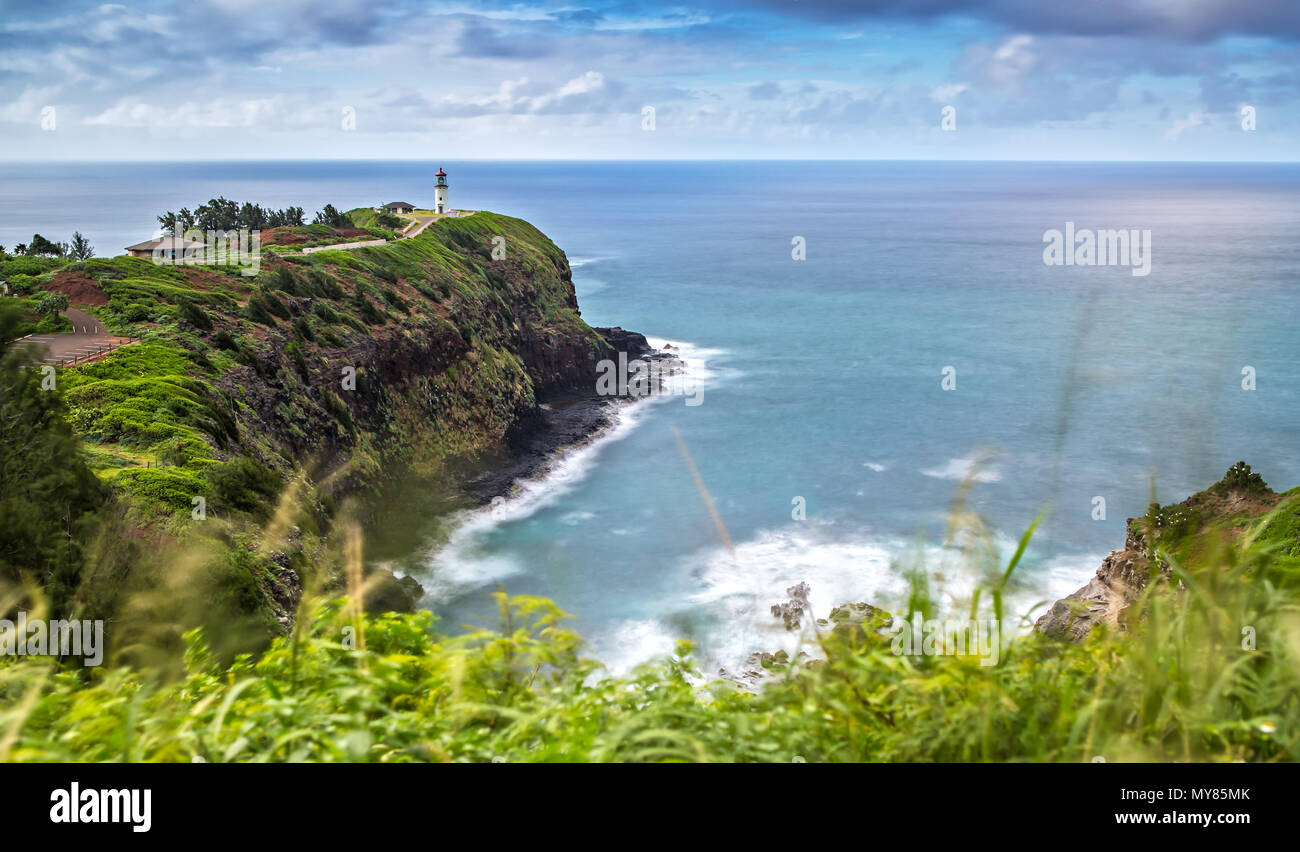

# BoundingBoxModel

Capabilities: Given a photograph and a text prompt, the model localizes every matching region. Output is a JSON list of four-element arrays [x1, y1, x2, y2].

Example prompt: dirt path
[[398, 215, 437, 239]]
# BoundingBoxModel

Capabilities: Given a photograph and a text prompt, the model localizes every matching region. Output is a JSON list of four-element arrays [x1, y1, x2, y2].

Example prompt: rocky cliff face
[[1033, 522, 1154, 642], [208, 213, 652, 499], [1035, 468, 1282, 642]]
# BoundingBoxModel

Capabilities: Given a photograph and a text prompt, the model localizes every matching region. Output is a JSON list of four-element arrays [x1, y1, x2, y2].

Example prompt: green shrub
[[206, 456, 282, 515], [1216, 461, 1269, 494], [112, 468, 208, 511], [178, 300, 213, 330], [35, 292, 69, 316], [33, 313, 71, 334], [286, 339, 309, 380], [244, 297, 275, 326]]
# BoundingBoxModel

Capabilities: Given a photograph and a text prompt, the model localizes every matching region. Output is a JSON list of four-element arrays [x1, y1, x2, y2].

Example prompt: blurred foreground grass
[[2, 479, 1297, 763]]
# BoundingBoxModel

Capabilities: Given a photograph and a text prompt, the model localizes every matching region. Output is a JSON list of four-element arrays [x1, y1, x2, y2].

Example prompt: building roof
[[382, 201, 415, 210], [124, 236, 208, 252], [436, 168, 446, 176]]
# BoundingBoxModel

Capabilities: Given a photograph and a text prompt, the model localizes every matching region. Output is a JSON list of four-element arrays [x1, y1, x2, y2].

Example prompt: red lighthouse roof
[[436, 168, 446, 176]]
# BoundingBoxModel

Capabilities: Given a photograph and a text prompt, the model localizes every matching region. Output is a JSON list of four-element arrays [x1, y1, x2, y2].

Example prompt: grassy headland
[[1, 211, 619, 664]]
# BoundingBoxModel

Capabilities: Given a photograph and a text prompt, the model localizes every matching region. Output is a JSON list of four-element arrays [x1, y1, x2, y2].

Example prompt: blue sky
[[1, 0, 1298, 160]]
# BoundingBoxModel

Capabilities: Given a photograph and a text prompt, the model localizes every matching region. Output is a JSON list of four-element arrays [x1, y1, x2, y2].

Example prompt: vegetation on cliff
[[0, 212, 615, 661]]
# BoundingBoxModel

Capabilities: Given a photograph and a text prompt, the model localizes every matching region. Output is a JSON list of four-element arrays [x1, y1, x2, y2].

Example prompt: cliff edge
[[1035, 462, 1289, 641]]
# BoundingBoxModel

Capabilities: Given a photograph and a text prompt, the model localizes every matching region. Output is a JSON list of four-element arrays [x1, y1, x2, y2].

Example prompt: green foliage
[[206, 457, 282, 517], [24, 234, 64, 257], [350, 287, 386, 325], [33, 313, 71, 334], [0, 304, 107, 608], [1217, 461, 1270, 494], [35, 292, 69, 316], [244, 297, 274, 326], [313, 204, 351, 228], [69, 232, 95, 261], [311, 302, 340, 325], [285, 339, 309, 380], [380, 287, 408, 313], [110, 468, 207, 511], [177, 299, 213, 331], [1143, 500, 1197, 553], [212, 329, 239, 351], [158, 198, 304, 234], [292, 315, 314, 342], [346, 207, 402, 231]]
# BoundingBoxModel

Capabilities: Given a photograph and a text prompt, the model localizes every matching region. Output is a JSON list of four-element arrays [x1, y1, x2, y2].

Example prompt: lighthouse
[[434, 168, 449, 215]]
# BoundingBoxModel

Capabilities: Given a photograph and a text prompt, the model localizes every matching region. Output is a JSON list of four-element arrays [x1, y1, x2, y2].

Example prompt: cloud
[[457, 21, 556, 58], [1165, 110, 1209, 140], [433, 71, 626, 117], [1, 0, 1299, 159], [735, 0, 1300, 43], [84, 97, 277, 128], [930, 82, 968, 102]]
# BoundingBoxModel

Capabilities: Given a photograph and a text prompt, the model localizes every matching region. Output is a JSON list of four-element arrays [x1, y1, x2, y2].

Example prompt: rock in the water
[[362, 568, 425, 614], [770, 581, 811, 630]]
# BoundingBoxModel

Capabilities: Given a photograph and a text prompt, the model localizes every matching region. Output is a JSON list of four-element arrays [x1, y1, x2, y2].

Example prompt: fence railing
[[49, 337, 140, 369]]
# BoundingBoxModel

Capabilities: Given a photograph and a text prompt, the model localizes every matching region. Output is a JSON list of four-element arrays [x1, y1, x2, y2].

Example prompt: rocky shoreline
[[461, 326, 682, 505], [368, 327, 677, 613]]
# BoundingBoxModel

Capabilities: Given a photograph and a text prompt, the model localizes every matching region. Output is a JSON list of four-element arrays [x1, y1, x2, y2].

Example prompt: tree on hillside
[[158, 200, 306, 234], [69, 232, 95, 261], [313, 204, 350, 228], [269, 206, 305, 227], [195, 197, 241, 231], [26, 234, 62, 257], [35, 292, 69, 316], [0, 302, 107, 611], [238, 202, 267, 230], [158, 207, 197, 236]]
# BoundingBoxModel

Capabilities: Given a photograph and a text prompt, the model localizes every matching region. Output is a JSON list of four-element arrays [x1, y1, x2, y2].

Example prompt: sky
[[1, 0, 1298, 160]]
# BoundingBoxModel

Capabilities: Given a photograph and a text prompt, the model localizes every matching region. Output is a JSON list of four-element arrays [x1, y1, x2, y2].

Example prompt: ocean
[[4, 160, 1299, 672]]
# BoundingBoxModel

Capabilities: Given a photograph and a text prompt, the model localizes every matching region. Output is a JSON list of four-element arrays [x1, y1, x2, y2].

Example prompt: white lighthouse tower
[[434, 168, 449, 215]]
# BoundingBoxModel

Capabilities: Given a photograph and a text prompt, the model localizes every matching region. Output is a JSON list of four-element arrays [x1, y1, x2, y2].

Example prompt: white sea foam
[[567, 256, 611, 268], [660, 525, 1107, 673], [644, 336, 729, 390], [589, 618, 678, 677], [422, 399, 651, 602], [921, 456, 1002, 483], [684, 525, 908, 668], [864, 462, 887, 472]]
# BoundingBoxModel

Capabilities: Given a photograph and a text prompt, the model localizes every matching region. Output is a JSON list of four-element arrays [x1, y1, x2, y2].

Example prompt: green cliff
[[0, 212, 642, 661]]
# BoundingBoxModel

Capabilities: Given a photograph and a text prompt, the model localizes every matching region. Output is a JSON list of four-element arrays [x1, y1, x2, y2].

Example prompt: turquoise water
[[4, 160, 1299, 670]]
